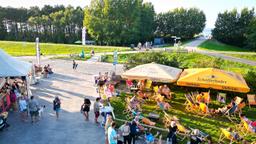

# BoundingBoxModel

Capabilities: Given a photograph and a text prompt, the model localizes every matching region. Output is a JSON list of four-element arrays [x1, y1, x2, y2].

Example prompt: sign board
[[36, 37, 40, 65], [113, 51, 118, 65], [82, 27, 86, 45]]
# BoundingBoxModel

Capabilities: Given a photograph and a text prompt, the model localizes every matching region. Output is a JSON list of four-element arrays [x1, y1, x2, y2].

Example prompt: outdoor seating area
[[108, 63, 256, 143]]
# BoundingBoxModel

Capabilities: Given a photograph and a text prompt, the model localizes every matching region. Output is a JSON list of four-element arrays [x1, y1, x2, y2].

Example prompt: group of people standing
[[18, 95, 60, 123]]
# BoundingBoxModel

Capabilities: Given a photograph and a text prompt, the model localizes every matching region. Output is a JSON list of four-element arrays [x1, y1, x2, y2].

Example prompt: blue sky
[[0, 0, 255, 28]]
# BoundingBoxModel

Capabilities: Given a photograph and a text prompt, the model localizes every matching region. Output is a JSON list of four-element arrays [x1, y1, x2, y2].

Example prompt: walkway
[[183, 37, 256, 66], [0, 58, 123, 144], [86, 37, 256, 66]]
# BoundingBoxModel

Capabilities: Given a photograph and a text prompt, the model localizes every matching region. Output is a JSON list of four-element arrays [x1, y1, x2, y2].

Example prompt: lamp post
[[82, 27, 86, 45], [35, 37, 40, 66]]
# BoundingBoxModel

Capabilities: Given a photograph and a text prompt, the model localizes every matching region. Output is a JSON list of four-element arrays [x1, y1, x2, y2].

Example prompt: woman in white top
[[120, 122, 131, 144]]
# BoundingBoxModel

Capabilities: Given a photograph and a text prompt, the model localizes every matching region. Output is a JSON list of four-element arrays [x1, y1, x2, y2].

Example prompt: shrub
[[245, 70, 256, 93]]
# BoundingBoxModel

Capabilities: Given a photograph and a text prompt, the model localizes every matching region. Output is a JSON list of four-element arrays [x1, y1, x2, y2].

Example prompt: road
[[183, 37, 256, 66], [86, 37, 256, 66]]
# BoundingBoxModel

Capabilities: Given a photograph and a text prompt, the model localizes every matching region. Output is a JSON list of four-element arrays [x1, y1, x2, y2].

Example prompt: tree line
[[84, 0, 206, 45], [0, 1, 207, 45], [212, 8, 256, 50], [0, 5, 83, 44]]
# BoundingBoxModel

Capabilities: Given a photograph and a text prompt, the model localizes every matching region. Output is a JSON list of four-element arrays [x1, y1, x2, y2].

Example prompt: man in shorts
[[28, 96, 39, 123]]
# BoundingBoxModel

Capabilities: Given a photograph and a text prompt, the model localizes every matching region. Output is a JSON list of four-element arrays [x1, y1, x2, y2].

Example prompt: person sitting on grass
[[190, 129, 204, 144], [130, 96, 141, 111], [212, 100, 237, 115], [134, 114, 156, 126], [196, 93, 203, 103], [144, 129, 162, 144], [161, 85, 172, 99], [157, 101, 171, 110], [240, 114, 256, 132], [227, 127, 243, 141]]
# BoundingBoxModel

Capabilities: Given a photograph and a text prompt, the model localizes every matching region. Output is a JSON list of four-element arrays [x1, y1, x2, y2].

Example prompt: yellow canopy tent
[[177, 68, 250, 93], [122, 63, 182, 83]]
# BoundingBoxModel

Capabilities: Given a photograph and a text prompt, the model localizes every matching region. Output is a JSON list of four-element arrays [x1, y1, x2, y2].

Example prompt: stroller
[[0, 112, 9, 131]]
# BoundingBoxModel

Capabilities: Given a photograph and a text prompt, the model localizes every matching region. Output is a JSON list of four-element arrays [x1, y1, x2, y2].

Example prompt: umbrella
[[122, 63, 182, 83], [177, 68, 250, 93]]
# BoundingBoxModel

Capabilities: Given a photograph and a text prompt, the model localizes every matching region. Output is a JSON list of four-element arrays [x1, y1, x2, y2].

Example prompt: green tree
[[0, 5, 83, 44], [84, 0, 155, 46], [155, 8, 206, 41], [139, 2, 155, 42], [212, 8, 254, 47], [245, 18, 256, 50]]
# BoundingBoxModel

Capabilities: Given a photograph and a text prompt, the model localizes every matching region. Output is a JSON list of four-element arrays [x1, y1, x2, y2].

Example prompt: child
[[93, 97, 101, 123]]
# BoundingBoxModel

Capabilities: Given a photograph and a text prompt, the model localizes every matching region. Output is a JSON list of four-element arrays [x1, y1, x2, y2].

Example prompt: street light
[[35, 37, 40, 65]]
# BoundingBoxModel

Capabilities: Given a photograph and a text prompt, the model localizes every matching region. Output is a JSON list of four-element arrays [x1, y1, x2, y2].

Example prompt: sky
[[0, 0, 255, 28]]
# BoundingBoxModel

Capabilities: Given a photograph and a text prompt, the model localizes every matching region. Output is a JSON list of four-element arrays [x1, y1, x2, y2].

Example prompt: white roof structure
[[0, 49, 32, 77], [0, 78, 5, 89]]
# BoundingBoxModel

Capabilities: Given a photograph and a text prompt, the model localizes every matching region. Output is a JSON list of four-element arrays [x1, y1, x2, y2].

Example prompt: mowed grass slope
[[199, 39, 251, 52], [0, 40, 130, 56], [111, 90, 256, 143]]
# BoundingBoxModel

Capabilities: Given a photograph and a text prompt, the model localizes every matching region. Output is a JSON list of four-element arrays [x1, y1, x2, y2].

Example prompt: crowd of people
[[42, 64, 53, 78]]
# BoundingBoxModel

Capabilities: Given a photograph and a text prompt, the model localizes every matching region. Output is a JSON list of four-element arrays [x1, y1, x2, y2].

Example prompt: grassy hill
[[199, 39, 251, 52], [0, 40, 130, 56]]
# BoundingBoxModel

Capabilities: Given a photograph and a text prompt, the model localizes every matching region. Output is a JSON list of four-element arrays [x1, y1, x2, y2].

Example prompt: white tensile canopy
[[0, 78, 6, 89], [122, 63, 182, 83], [0, 49, 32, 77]]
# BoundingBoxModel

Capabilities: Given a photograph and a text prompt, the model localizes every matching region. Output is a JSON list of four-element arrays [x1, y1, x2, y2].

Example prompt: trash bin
[[130, 44, 135, 50]]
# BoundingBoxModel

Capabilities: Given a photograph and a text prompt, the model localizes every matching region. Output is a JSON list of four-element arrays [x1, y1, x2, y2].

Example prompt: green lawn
[[111, 88, 256, 143], [199, 39, 251, 52], [104, 52, 256, 142], [0, 40, 130, 56], [228, 54, 256, 62], [101, 52, 256, 76], [50, 55, 92, 61]]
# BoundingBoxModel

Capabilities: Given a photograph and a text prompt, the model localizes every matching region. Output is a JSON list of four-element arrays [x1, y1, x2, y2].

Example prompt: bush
[[245, 70, 256, 93]]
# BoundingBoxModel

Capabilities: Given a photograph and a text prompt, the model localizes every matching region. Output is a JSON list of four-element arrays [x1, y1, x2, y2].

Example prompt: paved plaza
[[0, 58, 123, 144]]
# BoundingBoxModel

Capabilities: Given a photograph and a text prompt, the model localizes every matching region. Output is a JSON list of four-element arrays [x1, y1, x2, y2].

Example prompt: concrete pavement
[[0, 58, 124, 144]]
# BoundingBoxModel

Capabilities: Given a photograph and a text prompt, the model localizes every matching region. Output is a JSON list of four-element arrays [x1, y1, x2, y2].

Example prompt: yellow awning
[[177, 68, 250, 93]]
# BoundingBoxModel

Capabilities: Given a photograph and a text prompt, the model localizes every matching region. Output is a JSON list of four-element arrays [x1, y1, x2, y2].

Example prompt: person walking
[[108, 121, 118, 144], [167, 121, 178, 144], [28, 96, 39, 123], [81, 98, 91, 121], [18, 96, 28, 122], [121, 122, 131, 144], [93, 97, 101, 123], [130, 121, 138, 144], [91, 49, 95, 56], [53, 96, 61, 119], [73, 60, 78, 70], [105, 115, 113, 144]]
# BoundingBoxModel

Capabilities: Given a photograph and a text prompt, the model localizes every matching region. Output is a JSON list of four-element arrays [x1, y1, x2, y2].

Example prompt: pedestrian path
[[198, 51, 256, 66], [0, 58, 108, 144], [87, 55, 101, 62], [183, 37, 256, 66]]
